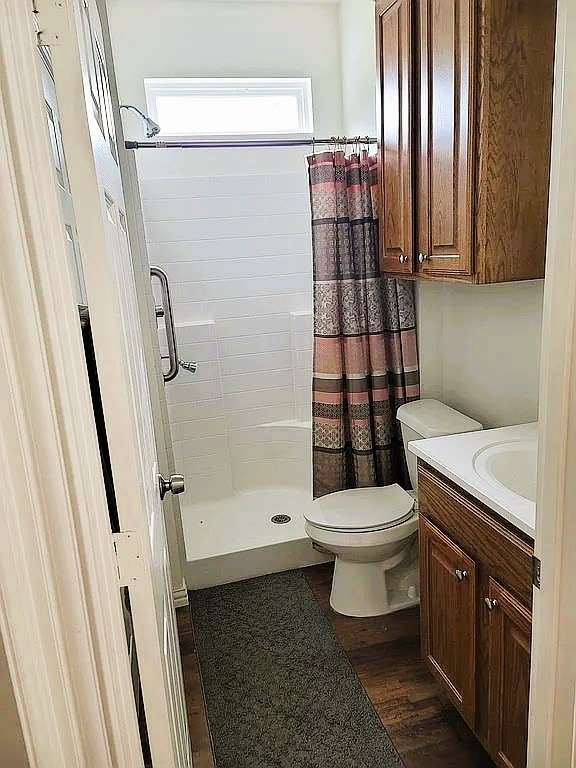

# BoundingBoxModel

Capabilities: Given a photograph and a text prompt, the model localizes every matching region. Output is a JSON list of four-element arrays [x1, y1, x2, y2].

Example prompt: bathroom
[[105, 0, 546, 764], [0, 0, 569, 767]]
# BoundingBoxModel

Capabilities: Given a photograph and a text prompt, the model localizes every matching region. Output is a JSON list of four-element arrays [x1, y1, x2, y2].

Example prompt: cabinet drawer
[[418, 463, 533, 607]]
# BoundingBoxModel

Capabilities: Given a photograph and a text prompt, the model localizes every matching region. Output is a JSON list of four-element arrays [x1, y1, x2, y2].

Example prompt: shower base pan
[[182, 487, 331, 589]]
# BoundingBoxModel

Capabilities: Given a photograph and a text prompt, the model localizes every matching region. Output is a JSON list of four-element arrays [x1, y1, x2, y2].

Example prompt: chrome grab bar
[[150, 265, 179, 382]]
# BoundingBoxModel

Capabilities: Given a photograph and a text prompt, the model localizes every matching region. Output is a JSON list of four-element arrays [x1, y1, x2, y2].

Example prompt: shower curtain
[[308, 149, 419, 498]]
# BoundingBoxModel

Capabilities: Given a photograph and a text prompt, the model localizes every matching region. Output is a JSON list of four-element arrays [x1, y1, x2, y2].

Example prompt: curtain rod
[[125, 136, 378, 150]]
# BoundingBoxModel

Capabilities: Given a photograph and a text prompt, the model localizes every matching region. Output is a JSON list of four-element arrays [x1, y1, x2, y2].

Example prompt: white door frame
[[2, 0, 576, 766], [0, 1, 144, 766], [529, 0, 576, 764]]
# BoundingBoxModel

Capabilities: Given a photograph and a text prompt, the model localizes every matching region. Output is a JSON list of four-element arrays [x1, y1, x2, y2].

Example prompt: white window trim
[[144, 77, 314, 140]]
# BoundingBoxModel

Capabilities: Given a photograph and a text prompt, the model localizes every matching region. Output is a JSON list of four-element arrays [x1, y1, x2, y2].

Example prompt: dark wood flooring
[[177, 563, 495, 768]]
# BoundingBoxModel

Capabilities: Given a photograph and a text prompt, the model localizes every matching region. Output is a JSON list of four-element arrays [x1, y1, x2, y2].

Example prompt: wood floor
[[177, 562, 495, 768]]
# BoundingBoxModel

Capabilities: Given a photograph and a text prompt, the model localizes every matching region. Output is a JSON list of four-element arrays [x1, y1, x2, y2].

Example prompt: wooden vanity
[[417, 461, 534, 768]]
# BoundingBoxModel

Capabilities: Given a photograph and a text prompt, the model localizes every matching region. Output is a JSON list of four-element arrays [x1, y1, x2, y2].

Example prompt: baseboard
[[172, 584, 189, 608]]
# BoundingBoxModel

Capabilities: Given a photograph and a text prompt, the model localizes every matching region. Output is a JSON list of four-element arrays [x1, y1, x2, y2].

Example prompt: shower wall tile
[[177, 454, 224, 476], [145, 213, 310, 244], [228, 425, 309, 445], [170, 416, 226, 442], [173, 274, 310, 303], [140, 172, 305, 200], [166, 380, 222, 405], [218, 333, 291, 358], [143, 192, 309, 221], [216, 315, 290, 339], [224, 385, 293, 413], [225, 404, 294, 431], [138, 147, 313, 502], [147, 233, 312, 264], [221, 369, 292, 395], [169, 399, 224, 424], [230, 442, 305, 462], [221, 350, 293, 377], [163, 255, 310, 283], [177, 435, 228, 460], [176, 320, 216, 344]]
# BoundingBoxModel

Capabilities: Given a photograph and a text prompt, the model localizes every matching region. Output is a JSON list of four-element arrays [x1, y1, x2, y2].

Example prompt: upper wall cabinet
[[376, 0, 557, 283]]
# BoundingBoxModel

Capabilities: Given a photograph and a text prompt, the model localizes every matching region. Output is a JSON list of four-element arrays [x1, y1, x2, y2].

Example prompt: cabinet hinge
[[33, 0, 68, 46], [112, 531, 143, 587], [532, 555, 541, 589]]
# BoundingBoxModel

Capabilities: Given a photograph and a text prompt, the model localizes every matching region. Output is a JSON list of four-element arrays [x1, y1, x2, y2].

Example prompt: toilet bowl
[[304, 399, 483, 617], [304, 485, 419, 616]]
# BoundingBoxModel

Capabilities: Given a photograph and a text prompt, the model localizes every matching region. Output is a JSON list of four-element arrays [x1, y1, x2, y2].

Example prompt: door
[[417, 0, 474, 275], [39, 49, 87, 307], [486, 578, 532, 768], [376, 0, 414, 274], [45, 0, 191, 765], [420, 516, 477, 725]]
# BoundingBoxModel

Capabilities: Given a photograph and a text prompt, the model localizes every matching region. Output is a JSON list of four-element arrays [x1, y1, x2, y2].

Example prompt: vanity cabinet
[[420, 516, 477, 724], [376, 0, 557, 283], [418, 462, 534, 768]]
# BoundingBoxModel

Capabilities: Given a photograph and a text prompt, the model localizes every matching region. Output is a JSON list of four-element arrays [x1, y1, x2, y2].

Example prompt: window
[[144, 78, 313, 139]]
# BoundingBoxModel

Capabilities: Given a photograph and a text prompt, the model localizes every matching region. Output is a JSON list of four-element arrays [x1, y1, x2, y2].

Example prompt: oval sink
[[473, 439, 538, 502]]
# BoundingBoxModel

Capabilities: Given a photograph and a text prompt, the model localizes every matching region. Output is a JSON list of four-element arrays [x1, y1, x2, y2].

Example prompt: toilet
[[304, 399, 483, 617]]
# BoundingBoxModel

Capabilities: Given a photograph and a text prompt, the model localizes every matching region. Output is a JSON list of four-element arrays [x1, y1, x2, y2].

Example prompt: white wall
[[418, 281, 544, 428], [107, 0, 344, 138], [138, 147, 313, 503], [339, 0, 377, 136]]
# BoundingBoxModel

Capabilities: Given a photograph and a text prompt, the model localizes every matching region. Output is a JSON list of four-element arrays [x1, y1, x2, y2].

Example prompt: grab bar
[[150, 265, 179, 382]]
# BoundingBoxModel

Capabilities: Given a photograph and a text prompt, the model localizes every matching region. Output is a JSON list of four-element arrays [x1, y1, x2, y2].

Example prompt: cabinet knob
[[455, 568, 469, 581], [484, 597, 499, 611], [418, 252, 429, 263], [399, 253, 407, 264]]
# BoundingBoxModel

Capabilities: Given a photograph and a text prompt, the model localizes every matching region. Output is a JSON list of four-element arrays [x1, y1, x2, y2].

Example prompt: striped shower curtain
[[308, 150, 419, 498]]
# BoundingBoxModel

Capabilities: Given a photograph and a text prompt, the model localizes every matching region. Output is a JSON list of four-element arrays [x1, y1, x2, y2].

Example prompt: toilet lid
[[304, 484, 415, 532]]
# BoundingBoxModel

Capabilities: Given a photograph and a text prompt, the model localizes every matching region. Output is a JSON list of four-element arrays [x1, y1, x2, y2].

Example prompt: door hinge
[[33, 0, 68, 46], [532, 555, 541, 589], [113, 531, 143, 587]]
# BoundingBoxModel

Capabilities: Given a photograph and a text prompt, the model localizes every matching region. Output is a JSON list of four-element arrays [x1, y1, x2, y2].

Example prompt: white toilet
[[304, 399, 483, 617]]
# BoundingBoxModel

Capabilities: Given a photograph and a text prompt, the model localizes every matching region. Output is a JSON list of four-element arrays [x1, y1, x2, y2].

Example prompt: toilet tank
[[397, 400, 483, 491]]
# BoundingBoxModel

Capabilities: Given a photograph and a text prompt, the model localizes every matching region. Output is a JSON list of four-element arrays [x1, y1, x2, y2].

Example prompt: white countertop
[[409, 422, 537, 539]]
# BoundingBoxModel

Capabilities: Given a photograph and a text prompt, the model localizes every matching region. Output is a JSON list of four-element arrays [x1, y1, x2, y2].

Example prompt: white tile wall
[[139, 148, 314, 502]]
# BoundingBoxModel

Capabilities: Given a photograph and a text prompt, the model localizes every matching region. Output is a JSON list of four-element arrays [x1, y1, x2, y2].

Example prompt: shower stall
[[138, 144, 329, 587]]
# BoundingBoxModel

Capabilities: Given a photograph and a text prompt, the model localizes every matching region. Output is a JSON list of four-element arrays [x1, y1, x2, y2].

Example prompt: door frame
[[2, 1, 576, 768], [528, 0, 576, 764], [0, 2, 144, 765]]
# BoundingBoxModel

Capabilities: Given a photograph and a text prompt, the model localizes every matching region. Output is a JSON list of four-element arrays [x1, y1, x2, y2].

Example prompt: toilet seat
[[304, 484, 415, 533]]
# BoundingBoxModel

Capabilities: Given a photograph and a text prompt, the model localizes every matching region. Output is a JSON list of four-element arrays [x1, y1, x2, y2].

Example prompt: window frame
[[143, 77, 314, 140]]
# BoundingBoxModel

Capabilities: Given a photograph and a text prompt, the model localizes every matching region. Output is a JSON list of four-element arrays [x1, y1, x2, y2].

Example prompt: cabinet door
[[486, 578, 532, 768], [420, 516, 477, 725], [376, 0, 414, 274], [417, 0, 474, 275]]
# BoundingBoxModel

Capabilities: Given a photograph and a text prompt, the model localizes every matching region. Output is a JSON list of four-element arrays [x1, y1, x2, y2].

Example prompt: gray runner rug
[[190, 570, 404, 768]]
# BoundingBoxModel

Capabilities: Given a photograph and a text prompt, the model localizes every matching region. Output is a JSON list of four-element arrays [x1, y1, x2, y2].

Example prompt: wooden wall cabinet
[[418, 463, 534, 768], [376, 0, 557, 283]]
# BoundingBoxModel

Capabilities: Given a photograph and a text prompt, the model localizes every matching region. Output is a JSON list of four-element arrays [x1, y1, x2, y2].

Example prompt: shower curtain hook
[[311, 135, 316, 157]]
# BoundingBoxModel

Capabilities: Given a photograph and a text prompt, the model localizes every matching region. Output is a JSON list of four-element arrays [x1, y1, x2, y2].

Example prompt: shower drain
[[271, 514, 291, 525]]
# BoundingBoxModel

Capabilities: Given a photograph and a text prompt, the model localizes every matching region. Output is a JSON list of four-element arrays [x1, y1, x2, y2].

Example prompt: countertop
[[409, 422, 537, 539]]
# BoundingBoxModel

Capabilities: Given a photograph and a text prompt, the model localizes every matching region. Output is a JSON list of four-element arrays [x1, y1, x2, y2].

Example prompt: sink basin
[[473, 439, 538, 502]]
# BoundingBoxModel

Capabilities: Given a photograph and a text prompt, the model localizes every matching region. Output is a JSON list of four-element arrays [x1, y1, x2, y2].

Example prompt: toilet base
[[329, 557, 419, 618]]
